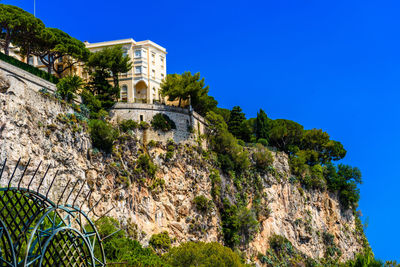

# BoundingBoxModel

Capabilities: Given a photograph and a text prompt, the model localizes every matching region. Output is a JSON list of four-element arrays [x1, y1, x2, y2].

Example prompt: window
[[57, 65, 63, 72], [160, 56, 164, 62], [121, 85, 128, 102], [140, 115, 143, 122], [134, 50, 141, 58], [135, 66, 142, 74], [152, 69, 155, 78], [161, 73, 165, 79], [27, 56, 34, 65], [58, 56, 63, 63]]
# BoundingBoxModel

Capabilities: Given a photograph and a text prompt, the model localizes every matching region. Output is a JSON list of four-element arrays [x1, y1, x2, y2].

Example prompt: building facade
[[85, 39, 167, 104]]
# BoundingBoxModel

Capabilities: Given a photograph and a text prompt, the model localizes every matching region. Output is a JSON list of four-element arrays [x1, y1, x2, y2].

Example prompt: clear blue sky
[[4, 0, 399, 261]]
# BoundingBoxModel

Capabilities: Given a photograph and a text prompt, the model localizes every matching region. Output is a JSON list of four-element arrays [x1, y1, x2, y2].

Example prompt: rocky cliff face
[[0, 73, 363, 264]]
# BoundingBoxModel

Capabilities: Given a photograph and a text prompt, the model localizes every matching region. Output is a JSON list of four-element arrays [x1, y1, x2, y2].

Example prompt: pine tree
[[228, 106, 247, 141], [255, 109, 269, 141]]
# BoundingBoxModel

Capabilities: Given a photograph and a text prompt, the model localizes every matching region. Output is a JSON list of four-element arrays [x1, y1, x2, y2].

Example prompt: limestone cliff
[[0, 73, 364, 264]]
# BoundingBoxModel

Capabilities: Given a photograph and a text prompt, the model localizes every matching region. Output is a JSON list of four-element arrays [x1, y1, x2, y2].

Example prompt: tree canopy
[[227, 106, 252, 142], [82, 46, 131, 118], [255, 109, 270, 141], [0, 4, 43, 56], [86, 45, 131, 89], [161, 72, 217, 116], [31, 27, 89, 75]]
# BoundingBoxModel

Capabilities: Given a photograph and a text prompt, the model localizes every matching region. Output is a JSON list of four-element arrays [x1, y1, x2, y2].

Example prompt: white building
[[85, 38, 167, 104]]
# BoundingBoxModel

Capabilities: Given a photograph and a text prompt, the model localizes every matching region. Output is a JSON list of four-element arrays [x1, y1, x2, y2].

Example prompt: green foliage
[[149, 231, 171, 253], [0, 52, 58, 83], [193, 195, 213, 213], [325, 163, 362, 209], [255, 109, 270, 141], [0, 4, 44, 55], [88, 119, 119, 153], [161, 72, 217, 116], [228, 106, 251, 142], [257, 138, 269, 146], [32, 27, 89, 75], [269, 234, 293, 255], [56, 75, 83, 103], [83, 69, 117, 118], [82, 46, 131, 118], [221, 199, 240, 248], [206, 111, 250, 173], [268, 119, 304, 155], [214, 107, 231, 124], [209, 169, 222, 200], [163, 241, 246, 267], [344, 248, 384, 267], [119, 119, 138, 132], [221, 199, 258, 248], [237, 206, 259, 246], [87, 45, 132, 89], [302, 129, 347, 164], [253, 144, 274, 171], [151, 113, 176, 132], [95, 217, 166, 266], [140, 121, 150, 130], [136, 154, 157, 178], [165, 142, 175, 161]]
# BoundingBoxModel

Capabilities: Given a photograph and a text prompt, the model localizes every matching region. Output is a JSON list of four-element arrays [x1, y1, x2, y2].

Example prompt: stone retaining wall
[[110, 103, 208, 145], [0, 59, 81, 103]]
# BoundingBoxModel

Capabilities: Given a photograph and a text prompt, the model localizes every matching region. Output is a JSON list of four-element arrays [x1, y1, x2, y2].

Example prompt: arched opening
[[121, 85, 128, 102], [135, 80, 148, 103]]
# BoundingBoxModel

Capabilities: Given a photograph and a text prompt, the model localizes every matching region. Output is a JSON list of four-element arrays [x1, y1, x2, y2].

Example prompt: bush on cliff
[[89, 119, 119, 153], [56, 75, 84, 103], [119, 119, 138, 132], [95, 217, 166, 266], [163, 241, 246, 267], [151, 113, 176, 132]]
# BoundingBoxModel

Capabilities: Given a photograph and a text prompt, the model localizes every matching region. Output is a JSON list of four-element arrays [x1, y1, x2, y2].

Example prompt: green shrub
[[56, 75, 83, 103], [119, 119, 138, 132], [136, 154, 157, 178], [149, 231, 171, 253], [0, 52, 59, 84], [139, 121, 150, 130], [218, 153, 235, 172], [206, 111, 250, 173], [253, 144, 274, 171], [210, 169, 222, 200], [193, 195, 213, 213], [237, 139, 245, 146], [147, 140, 158, 148], [221, 199, 259, 248], [151, 113, 176, 132], [165, 143, 175, 161], [163, 241, 245, 267], [269, 234, 294, 255], [257, 138, 269, 146], [95, 217, 166, 266], [88, 119, 119, 153]]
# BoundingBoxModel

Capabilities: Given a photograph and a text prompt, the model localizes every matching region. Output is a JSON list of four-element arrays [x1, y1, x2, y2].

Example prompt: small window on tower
[[140, 115, 144, 122]]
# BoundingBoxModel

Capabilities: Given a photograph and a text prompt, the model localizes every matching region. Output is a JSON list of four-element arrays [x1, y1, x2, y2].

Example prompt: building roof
[[85, 38, 167, 53]]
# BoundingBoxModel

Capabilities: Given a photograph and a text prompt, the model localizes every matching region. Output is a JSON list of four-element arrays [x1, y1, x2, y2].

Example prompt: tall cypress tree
[[228, 106, 246, 140], [255, 109, 269, 140]]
